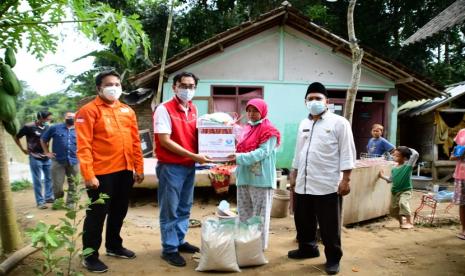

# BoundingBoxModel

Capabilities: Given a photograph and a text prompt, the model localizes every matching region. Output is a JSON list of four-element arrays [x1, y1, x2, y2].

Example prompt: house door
[[352, 102, 385, 157]]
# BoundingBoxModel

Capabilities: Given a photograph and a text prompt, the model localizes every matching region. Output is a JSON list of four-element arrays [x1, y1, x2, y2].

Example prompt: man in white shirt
[[153, 72, 211, 267], [288, 82, 356, 275]]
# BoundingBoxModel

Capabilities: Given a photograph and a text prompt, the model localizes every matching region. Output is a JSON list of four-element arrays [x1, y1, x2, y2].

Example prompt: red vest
[[154, 97, 198, 166]]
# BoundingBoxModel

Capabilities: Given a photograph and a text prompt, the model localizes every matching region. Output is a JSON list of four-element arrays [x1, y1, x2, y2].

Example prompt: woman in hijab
[[451, 128, 465, 240], [229, 98, 281, 250]]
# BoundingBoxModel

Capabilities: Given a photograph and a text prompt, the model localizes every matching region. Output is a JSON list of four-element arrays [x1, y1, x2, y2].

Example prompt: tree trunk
[[437, 45, 441, 63], [445, 33, 451, 81], [343, 0, 363, 125], [152, 0, 176, 111], [0, 122, 22, 253]]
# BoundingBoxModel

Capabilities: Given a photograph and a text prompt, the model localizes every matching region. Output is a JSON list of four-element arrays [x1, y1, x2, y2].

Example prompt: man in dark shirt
[[15, 110, 54, 209], [41, 112, 78, 208]]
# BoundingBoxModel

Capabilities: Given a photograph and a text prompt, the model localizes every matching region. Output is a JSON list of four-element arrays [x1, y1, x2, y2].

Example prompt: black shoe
[[161, 252, 186, 267], [106, 247, 136, 259], [287, 248, 320, 259], [178, 242, 200, 253], [325, 262, 340, 275], [45, 198, 55, 203], [82, 256, 108, 273]]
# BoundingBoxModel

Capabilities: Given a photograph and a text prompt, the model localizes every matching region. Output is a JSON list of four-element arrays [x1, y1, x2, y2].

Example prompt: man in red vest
[[153, 72, 211, 267]]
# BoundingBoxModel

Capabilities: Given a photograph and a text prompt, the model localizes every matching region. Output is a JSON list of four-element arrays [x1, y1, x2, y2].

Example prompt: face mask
[[306, 100, 326, 115], [65, 118, 74, 126], [177, 88, 195, 102], [42, 121, 50, 127], [102, 86, 122, 101]]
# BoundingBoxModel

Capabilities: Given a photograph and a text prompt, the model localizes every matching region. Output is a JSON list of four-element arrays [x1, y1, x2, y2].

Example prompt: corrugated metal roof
[[130, 4, 447, 101], [403, 0, 465, 45], [398, 81, 465, 116]]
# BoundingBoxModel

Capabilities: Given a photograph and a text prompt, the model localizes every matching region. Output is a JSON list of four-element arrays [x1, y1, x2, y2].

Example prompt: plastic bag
[[434, 190, 454, 202], [453, 145, 465, 158], [198, 112, 235, 126], [235, 216, 268, 267], [196, 219, 240, 272]]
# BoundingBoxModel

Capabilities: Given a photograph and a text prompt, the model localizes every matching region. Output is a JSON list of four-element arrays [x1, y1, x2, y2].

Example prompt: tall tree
[[343, 0, 363, 124], [0, 0, 149, 253]]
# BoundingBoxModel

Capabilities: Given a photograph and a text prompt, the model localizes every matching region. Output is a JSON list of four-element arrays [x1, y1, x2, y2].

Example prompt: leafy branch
[[0, 0, 150, 61]]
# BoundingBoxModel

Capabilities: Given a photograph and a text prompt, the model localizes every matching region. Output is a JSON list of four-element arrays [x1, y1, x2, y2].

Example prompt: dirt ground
[[4, 187, 465, 276]]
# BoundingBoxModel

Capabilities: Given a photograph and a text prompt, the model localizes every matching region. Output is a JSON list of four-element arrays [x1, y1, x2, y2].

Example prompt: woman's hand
[[227, 154, 236, 162]]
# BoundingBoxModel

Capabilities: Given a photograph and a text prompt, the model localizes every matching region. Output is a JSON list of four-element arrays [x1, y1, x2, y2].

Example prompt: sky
[[14, 24, 104, 96]]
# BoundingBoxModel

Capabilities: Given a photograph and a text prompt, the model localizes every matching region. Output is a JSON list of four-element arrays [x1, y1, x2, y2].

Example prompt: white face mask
[[306, 100, 326, 115], [177, 88, 195, 102], [102, 86, 122, 101]]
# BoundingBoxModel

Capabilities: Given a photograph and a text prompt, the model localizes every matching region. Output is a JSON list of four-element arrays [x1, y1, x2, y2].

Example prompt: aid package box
[[197, 113, 236, 161]]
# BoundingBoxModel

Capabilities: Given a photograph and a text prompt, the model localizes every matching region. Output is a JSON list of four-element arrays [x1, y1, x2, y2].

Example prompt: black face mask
[[65, 118, 74, 126]]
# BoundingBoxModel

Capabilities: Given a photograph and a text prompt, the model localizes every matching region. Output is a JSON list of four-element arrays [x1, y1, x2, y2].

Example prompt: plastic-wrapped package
[[198, 112, 235, 126], [196, 219, 241, 272], [235, 216, 268, 267]]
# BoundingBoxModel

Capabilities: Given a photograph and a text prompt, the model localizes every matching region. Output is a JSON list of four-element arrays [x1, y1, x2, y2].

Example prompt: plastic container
[[271, 189, 290, 218]]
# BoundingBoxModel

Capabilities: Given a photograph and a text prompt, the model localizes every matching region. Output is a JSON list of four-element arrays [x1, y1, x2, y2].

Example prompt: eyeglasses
[[177, 83, 196, 89]]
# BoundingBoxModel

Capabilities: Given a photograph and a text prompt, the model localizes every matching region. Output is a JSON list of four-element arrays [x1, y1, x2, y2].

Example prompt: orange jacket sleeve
[[75, 106, 97, 181], [130, 109, 144, 174]]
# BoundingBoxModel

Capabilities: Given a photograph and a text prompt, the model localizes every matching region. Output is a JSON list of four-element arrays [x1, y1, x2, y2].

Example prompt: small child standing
[[367, 124, 395, 157], [379, 146, 419, 229]]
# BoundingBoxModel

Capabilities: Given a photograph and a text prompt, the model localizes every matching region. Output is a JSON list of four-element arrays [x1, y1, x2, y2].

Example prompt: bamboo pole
[[0, 244, 39, 275], [151, 0, 176, 111]]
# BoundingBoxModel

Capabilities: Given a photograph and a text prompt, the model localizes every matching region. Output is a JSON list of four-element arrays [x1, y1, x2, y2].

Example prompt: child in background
[[379, 146, 419, 229], [450, 128, 465, 240], [367, 124, 395, 157], [228, 98, 281, 250]]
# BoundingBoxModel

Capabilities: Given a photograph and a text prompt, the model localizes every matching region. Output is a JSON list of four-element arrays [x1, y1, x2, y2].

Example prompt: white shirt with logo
[[292, 111, 356, 195]]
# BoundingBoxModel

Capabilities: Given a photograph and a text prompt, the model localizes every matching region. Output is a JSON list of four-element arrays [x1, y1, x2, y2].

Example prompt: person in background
[[379, 146, 419, 229], [76, 70, 144, 273], [153, 72, 211, 267], [366, 123, 394, 157], [288, 82, 356, 275], [450, 128, 465, 240], [228, 98, 281, 250], [40, 112, 78, 209], [15, 110, 54, 209]]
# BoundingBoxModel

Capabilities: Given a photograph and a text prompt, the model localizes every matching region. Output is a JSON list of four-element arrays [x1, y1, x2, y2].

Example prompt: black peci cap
[[305, 82, 328, 98]]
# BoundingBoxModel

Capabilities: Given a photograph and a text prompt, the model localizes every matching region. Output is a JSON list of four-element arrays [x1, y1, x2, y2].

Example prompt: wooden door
[[352, 102, 385, 157]]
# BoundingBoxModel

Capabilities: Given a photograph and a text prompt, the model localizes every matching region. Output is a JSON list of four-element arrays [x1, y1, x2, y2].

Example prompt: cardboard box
[[198, 126, 235, 161]]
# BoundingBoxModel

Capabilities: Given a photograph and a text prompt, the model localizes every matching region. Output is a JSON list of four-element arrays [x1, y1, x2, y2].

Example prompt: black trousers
[[294, 192, 343, 263], [82, 170, 134, 257]]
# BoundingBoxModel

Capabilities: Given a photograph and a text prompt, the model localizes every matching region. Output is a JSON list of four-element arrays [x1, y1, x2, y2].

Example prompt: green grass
[[10, 179, 32, 191]]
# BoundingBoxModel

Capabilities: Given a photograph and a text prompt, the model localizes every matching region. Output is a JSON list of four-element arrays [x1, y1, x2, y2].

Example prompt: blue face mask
[[306, 100, 326, 115]]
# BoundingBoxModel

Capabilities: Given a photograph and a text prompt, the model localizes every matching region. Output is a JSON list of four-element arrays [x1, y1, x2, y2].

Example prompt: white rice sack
[[196, 219, 240, 272], [235, 216, 268, 267]]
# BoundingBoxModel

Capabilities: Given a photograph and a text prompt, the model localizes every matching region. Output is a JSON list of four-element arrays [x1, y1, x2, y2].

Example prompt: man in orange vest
[[76, 70, 144, 273], [153, 72, 211, 267]]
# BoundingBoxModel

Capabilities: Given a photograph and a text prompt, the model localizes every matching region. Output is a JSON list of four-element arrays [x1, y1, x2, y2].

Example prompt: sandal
[[189, 219, 201, 228], [400, 223, 414, 229], [456, 233, 465, 240]]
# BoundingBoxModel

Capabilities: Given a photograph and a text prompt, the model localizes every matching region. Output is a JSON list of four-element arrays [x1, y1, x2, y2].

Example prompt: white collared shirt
[[153, 97, 190, 134], [292, 111, 356, 195]]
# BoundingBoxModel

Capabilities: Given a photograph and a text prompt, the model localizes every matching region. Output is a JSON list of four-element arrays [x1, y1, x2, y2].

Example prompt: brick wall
[[132, 99, 153, 133]]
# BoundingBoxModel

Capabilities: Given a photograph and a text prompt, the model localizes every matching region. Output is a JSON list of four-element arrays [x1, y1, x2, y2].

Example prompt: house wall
[[399, 113, 435, 162], [161, 25, 396, 168], [132, 99, 153, 145]]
